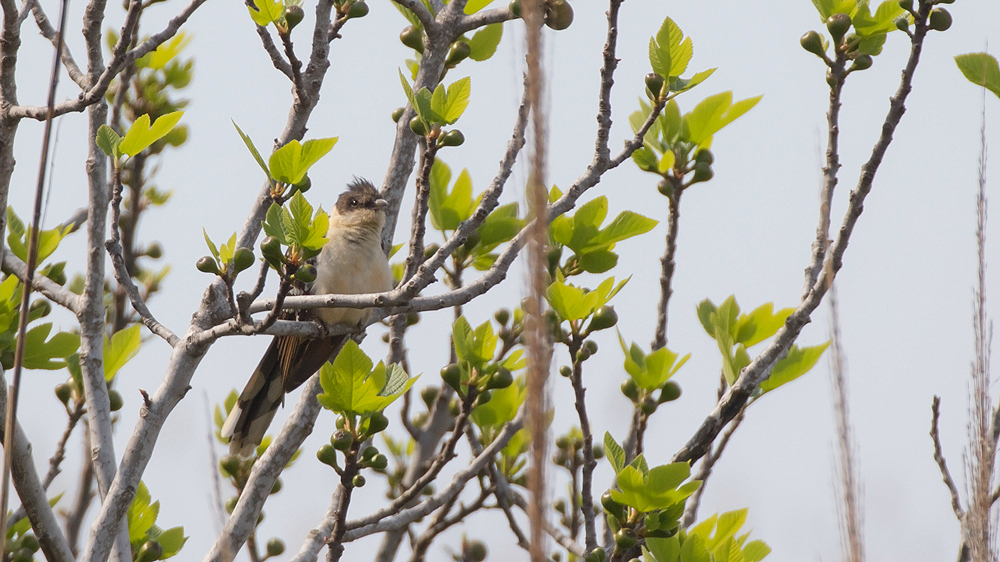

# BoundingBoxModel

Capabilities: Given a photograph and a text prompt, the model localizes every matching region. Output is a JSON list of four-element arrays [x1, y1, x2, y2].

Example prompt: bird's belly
[[312, 239, 393, 327]]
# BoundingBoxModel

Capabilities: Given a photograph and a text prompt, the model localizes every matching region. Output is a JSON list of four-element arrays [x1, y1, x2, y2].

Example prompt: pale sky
[[7, 0, 1000, 561]]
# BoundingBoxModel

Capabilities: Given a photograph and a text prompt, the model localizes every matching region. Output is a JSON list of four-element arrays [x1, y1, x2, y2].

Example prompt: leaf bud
[[266, 539, 286, 557], [196, 256, 220, 275], [799, 30, 826, 58], [928, 8, 951, 31], [400, 25, 424, 53], [391, 107, 405, 123], [826, 13, 852, 44]]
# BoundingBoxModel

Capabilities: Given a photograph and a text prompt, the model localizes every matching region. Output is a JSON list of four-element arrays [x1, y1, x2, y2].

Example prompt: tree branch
[[0, 252, 81, 314]]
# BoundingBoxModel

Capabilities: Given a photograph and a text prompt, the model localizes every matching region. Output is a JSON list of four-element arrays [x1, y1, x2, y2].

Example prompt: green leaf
[[139, 33, 191, 70], [104, 325, 142, 381], [477, 203, 524, 251], [22, 324, 80, 370], [96, 125, 122, 160], [127, 481, 157, 543], [248, 0, 283, 26], [472, 377, 525, 428], [956, 53, 1000, 100], [684, 92, 761, 148], [203, 229, 220, 261], [742, 540, 771, 562], [430, 84, 447, 122], [647, 536, 680, 562], [588, 211, 659, 251], [760, 342, 830, 392], [734, 303, 793, 348], [809, 0, 855, 21], [263, 203, 288, 244], [468, 24, 502, 61], [610, 462, 699, 513], [317, 340, 418, 414], [233, 121, 272, 181], [578, 249, 618, 274], [156, 526, 188, 558], [444, 77, 472, 124], [119, 112, 184, 158], [399, 69, 419, 114], [415, 88, 436, 123], [604, 432, 625, 474], [463, 0, 493, 14], [268, 137, 338, 185]]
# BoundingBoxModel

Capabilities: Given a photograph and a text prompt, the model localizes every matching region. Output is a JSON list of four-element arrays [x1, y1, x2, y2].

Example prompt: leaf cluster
[[126, 482, 187, 561], [644, 508, 771, 562]]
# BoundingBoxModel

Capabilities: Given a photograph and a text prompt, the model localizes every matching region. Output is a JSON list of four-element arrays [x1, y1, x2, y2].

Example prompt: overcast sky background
[[6, 0, 1000, 560]]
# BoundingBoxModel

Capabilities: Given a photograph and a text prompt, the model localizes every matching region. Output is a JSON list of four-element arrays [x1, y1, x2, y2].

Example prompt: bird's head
[[330, 178, 388, 233]]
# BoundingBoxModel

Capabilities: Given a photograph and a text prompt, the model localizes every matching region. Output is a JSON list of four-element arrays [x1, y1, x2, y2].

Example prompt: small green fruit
[[691, 162, 713, 183], [494, 308, 511, 326], [352, 474, 366, 487], [657, 179, 674, 198], [544, 0, 574, 30], [232, 247, 255, 274], [644, 73, 664, 99], [400, 25, 424, 53], [488, 367, 514, 389], [347, 1, 368, 18], [55, 383, 72, 405], [640, 395, 658, 415], [826, 13, 851, 43], [420, 386, 439, 408], [11, 548, 32, 562], [294, 175, 312, 193], [362, 446, 379, 461], [260, 236, 283, 267], [476, 389, 492, 406], [620, 379, 639, 402], [441, 363, 463, 392], [583, 340, 598, 355], [446, 41, 471, 67], [366, 411, 389, 434], [409, 116, 428, 137], [266, 539, 286, 557], [225, 496, 238, 514], [135, 540, 163, 562], [19, 535, 39, 553], [849, 54, 872, 72], [659, 380, 681, 403], [466, 540, 488, 562], [559, 365, 573, 378], [108, 389, 123, 412], [270, 478, 282, 494], [294, 263, 317, 283], [508, 0, 521, 17], [283, 5, 304, 30], [592, 444, 604, 459], [897, 0, 912, 11], [196, 256, 220, 275], [439, 129, 465, 147], [614, 528, 638, 551], [928, 8, 951, 31], [391, 107, 405, 123], [588, 305, 618, 332], [799, 30, 825, 58], [220, 454, 241, 477], [317, 444, 338, 467], [144, 242, 163, 259], [370, 454, 388, 471], [332, 429, 352, 451], [695, 148, 714, 165], [894, 16, 909, 32]]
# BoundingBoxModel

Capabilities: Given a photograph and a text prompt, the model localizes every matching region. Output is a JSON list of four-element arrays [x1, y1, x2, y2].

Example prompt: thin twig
[[681, 409, 745, 529], [931, 396, 963, 519]]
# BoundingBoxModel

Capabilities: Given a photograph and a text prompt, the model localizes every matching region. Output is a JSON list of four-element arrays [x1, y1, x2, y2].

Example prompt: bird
[[221, 178, 395, 456]]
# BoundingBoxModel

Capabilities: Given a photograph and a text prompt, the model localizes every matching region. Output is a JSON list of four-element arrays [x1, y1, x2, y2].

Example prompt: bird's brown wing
[[224, 332, 346, 456]]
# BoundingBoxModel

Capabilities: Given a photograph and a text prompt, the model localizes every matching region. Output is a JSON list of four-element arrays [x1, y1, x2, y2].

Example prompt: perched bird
[[221, 178, 394, 456]]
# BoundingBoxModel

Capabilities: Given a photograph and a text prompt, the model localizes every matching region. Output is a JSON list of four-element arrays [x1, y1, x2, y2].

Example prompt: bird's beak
[[375, 198, 388, 211]]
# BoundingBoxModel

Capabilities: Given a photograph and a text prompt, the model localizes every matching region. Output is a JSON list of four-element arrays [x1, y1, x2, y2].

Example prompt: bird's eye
[[351, 199, 358, 207]]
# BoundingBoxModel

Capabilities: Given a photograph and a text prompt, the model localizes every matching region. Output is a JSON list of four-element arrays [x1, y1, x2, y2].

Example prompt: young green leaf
[[604, 432, 626, 475], [316, 340, 417, 415], [648, 17, 692, 80], [468, 23, 502, 60], [444, 77, 471, 123], [232, 121, 272, 180], [22, 324, 80, 370], [268, 137, 338, 185], [119, 112, 184, 158], [96, 125, 123, 160], [104, 325, 142, 381], [760, 341, 830, 392], [684, 92, 761, 148], [955, 53, 1000, 100], [248, 0, 283, 26]]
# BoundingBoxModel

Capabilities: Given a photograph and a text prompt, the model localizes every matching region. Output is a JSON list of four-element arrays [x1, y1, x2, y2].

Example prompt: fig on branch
[[400, 25, 424, 53], [826, 13, 851, 44], [799, 30, 825, 58], [544, 0, 574, 30], [928, 8, 951, 31]]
